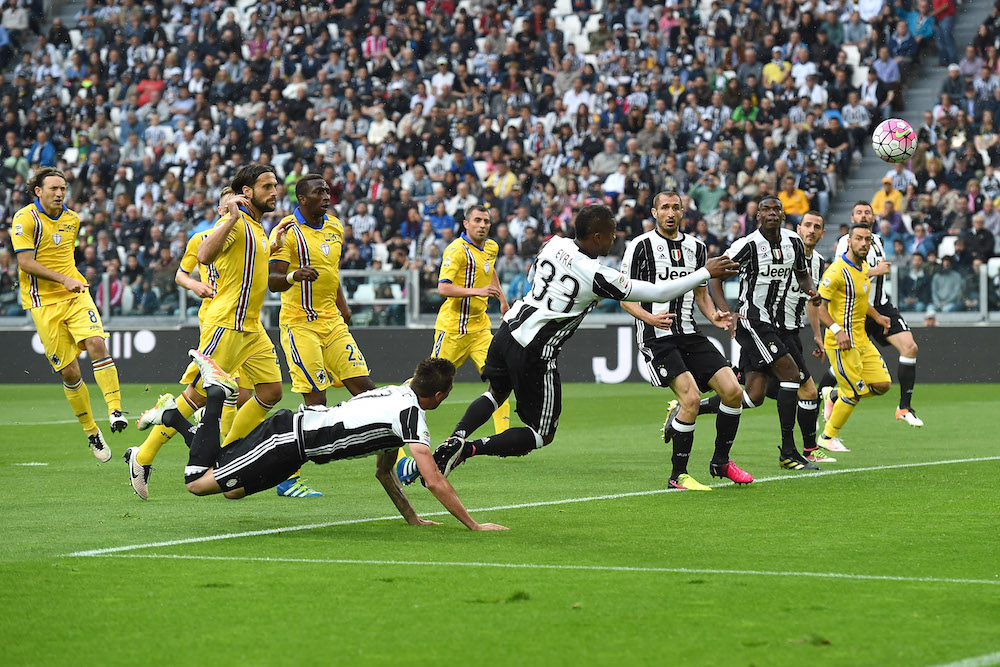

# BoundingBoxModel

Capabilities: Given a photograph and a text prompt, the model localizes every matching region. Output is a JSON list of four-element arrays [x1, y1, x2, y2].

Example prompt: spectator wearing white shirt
[[507, 205, 539, 245], [410, 82, 435, 116], [426, 145, 453, 182], [886, 163, 918, 193], [367, 107, 396, 145], [430, 58, 456, 97], [447, 182, 478, 218], [562, 77, 594, 117], [349, 201, 380, 241], [602, 162, 628, 200], [790, 48, 817, 88]]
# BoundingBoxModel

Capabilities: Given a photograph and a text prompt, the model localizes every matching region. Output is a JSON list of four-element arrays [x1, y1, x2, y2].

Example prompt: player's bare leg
[[886, 330, 922, 426], [663, 372, 712, 490], [58, 358, 111, 461], [82, 335, 126, 435]]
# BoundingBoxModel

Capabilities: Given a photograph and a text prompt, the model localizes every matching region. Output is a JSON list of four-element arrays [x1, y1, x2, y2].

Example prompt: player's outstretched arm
[[16, 249, 86, 292], [816, 299, 851, 350], [410, 443, 507, 531], [694, 285, 734, 329], [438, 281, 500, 300], [374, 449, 439, 526], [794, 269, 821, 305], [267, 258, 319, 292]]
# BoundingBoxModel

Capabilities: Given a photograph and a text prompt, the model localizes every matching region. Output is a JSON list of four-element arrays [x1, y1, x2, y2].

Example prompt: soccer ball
[[871, 118, 916, 163]]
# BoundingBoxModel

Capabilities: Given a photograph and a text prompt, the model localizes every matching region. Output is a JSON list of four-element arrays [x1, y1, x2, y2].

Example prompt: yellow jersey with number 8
[[11, 201, 86, 310]]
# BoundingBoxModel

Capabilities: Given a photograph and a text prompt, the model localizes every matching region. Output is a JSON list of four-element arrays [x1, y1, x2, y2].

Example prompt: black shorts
[[865, 300, 910, 348], [735, 319, 791, 374], [641, 333, 730, 392], [482, 322, 560, 437], [211, 410, 306, 496]]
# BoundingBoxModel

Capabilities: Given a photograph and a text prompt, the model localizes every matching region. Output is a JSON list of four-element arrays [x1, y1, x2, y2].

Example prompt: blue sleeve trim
[[438, 279, 452, 284], [14, 247, 33, 253]]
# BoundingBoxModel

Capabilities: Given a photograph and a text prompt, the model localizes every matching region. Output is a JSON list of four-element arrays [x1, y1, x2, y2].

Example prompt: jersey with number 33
[[503, 236, 633, 359]]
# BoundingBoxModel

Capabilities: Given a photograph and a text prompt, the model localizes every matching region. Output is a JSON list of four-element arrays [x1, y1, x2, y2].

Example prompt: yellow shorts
[[194, 325, 282, 389], [280, 319, 369, 395], [180, 325, 253, 390], [431, 328, 493, 372], [30, 293, 107, 371], [828, 343, 891, 400]]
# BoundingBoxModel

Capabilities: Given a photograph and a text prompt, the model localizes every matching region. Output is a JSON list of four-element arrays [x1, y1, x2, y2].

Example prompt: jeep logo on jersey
[[320, 243, 330, 256], [766, 266, 791, 278], [658, 266, 693, 280], [771, 248, 783, 262], [51, 233, 62, 245]]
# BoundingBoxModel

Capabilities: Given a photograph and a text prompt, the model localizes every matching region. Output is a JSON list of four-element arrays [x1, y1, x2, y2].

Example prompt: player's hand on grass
[[471, 522, 508, 531], [835, 330, 851, 350], [644, 311, 674, 330], [870, 260, 891, 277], [294, 266, 320, 282], [192, 282, 215, 299], [411, 518, 441, 526], [705, 256, 740, 279]]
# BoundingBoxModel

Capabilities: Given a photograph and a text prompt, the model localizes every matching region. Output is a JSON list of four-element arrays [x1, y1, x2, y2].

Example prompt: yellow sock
[[822, 396, 857, 439], [394, 447, 407, 463], [220, 397, 238, 440], [223, 396, 272, 446], [136, 394, 197, 465], [492, 399, 511, 434], [63, 379, 98, 434], [91, 355, 122, 413]]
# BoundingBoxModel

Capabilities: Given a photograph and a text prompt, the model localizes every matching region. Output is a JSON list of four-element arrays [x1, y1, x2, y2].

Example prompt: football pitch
[[1, 381, 997, 666]]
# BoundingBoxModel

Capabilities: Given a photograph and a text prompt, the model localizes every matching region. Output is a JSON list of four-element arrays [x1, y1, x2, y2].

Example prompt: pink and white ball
[[872, 118, 916, 163]]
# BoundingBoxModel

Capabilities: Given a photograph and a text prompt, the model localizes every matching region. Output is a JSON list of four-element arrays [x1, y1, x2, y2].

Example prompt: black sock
[[162, 408, 196, 448], [898, 358, 916, 410], [453, 393, 500, 439], [798, 399, 819, 452], [777, 383, 799, 453], [468, 427, 540, 457], [698, 395, 721, 415], [712, 404, 742, 465], [818, 367, 836, 392], [670, 418, 696, 479], [185, 387, 226, 483]]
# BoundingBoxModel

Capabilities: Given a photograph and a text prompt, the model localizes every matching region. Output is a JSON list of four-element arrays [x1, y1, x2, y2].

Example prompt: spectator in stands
[[931, 255, 965, 312], [777, 175, 809, 226], [900, 252, 933, 312], [873, 177, 904, 215]]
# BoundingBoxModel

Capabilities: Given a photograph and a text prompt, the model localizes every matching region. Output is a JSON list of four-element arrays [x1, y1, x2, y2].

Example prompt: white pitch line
[[62, 455, 1000, 558], [928, 652, 1000, 667], [12, 462, 49, 466], [2, 418, 82, 426], [76, 553, 1000, 588]]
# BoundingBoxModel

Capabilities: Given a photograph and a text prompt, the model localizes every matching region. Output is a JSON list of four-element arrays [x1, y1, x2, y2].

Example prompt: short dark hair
[[652, 190, 681, 208], [410, 357, 456, 397], [853, 200, 873, 211], [574, 204, 616, 238], [465, 204, 490, 220], [758, 194, 782, 207], [231, 164, 276, 196], [802, 210, 825, 227], [29, 167, 67, 195], [849, 222, 872, 236], [295, 173, 327, 200]]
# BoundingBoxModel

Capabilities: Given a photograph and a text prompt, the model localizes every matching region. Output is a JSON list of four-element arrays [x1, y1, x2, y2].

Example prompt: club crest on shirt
[[320, 243, 331, 257], [769, 342, 778, 354], [685, 248, 695, 262], [862, 282, 869, 293], [51, 233, 62, 245], [483, 261, 491, 274], [771, 248, 783, 262], [50, 354, 60, 366], [316, 369, 328, 384], [670, 248, 682, 261]]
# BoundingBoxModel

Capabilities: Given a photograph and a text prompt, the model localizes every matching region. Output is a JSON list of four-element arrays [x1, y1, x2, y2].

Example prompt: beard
[[251, 193, 275, 214]]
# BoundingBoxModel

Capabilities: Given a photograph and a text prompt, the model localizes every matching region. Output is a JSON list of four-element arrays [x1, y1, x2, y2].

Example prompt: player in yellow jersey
[[131, 165, 292, 489], [124, 188, 254, 499], [395, 205, 510, 485], [12, 168, 126, 461], [267, 174, 378, 497], [815, 223, 893, 450]]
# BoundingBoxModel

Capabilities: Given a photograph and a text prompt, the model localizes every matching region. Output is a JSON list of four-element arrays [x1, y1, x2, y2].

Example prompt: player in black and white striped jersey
[[620, 191, 753, 489], [701, 196, 824, 471], [148, 353, 507, 531], [819, 201, 923, 428], [426, 204, 739, 480]]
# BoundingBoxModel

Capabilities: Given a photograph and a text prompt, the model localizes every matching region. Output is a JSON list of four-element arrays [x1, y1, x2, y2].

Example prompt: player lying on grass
[[403, 204, 739, 481], [140, 351, 506, 531]]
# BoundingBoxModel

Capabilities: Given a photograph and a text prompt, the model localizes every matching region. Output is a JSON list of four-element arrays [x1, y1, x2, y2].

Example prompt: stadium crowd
[[0, 0, 998, 319]]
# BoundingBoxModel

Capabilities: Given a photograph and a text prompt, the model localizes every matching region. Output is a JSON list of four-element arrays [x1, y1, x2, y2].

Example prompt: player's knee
[[870, 382, 891, 395], [222, 489, 246, 500], [256, 383, 282, 405], [679, 387, 701, 410], [904, 341, 918, 358], [541, 434, 555, 446], [800, 386, 818, 401], [84, 336, 108, 357], [59, 365, 81, 384], [186, 481, 210, 496]]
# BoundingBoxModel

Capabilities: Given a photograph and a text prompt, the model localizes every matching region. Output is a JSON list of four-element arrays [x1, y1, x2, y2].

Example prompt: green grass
[[1, 381, 998, 666]]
